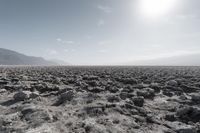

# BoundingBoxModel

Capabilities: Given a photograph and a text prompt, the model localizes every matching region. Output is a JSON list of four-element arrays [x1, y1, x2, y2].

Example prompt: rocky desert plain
[[0, 66, 200, 133]]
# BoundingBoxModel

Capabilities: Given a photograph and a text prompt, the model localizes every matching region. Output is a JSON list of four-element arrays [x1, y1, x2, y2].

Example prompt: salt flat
[[0, 66, 200, 133]]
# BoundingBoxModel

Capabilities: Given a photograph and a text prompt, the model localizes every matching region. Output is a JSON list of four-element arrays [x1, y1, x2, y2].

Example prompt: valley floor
[[0, 66, 200, 133]]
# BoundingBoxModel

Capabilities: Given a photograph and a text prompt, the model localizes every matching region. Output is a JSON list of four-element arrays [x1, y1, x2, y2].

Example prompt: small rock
[[132, 96, 144, 107], [182, 85, 199, 93], [0, 80, 8, 85], [21, 104, 38, 115], [176, 125, 197, 133], [21, 106, 52, 126], [11, 78, 19, 82], [163, 90, 174, 97], [84, 93, 100, 104], [107, 95, 120, 103], [123, 103, 135, 110], [30, 91, 40, 99], [179, 94, 187, 100], [13, 91, 31, 101], [84, 124, 102, 133], [150, 83, 161, 93], [191, 93, 200, 103], [122, 85, 134, 93], [146, 114, 159, 123], [108, 86, 119, 93], [165, 113, 176, 122], [112, 119, 120, 124], [120, 92, 134, 100], [60, 91, 74, 102], [166, 80, 178, 87], [86, 81, 98, 87], [121, 78, 138, 85], [176, 106, 200, 123], [136, 83, 149, 89], [83, 75, 99, 80], [87, 87, 104, 93], [84, 105, 105, 117], [137, 88, 155, 99], [58, 85, 74, 94], [0, 89, 6, 93], [176, 106, 191, 115], [133, 115, 146, 123]]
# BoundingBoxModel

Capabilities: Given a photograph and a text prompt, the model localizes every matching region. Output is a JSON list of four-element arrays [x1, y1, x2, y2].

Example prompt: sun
[[139, 0, 177, 18]]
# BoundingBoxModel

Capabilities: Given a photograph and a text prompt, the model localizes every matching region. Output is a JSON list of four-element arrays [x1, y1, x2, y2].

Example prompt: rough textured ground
[[0, 66, 200, 133]]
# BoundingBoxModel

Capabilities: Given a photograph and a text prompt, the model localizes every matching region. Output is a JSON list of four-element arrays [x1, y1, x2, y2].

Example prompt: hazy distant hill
[[49, 59, 70, 66], [129, 54, 200, 66], [0, 48, 57, 66]]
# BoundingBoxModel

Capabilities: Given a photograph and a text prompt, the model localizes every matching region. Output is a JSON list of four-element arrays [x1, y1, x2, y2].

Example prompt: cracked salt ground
[[0, 66, 200, 132]]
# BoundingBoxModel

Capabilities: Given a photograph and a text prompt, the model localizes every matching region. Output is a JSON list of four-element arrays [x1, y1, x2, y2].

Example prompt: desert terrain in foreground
[[0, 66, 200, 133]]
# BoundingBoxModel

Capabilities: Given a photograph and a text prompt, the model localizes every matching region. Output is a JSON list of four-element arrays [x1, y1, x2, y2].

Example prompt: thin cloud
[[65, 41, 74, 44], [176, 14, 197, 20], [98, 40, 113, 45], [134, 50, 200, 61], [56, 38, 75, 44], [56, 38, 62, 42], [85, 35, 92, 39], [64, 49, 76, 53], [97, 19, 105, 26], [46, 49, 58, 55], [98, 49, 108, 53], [97, 5, 112, 13], [64, 49, 69, 52]]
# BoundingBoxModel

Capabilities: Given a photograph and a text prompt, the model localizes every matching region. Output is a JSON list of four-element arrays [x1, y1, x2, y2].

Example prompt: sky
[[0, 0, 200, 65]]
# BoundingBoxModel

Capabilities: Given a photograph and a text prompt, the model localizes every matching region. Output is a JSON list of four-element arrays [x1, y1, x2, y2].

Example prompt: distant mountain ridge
[[49, 59, 70, 66], [128, 54, 200, 66], [0, 48, 57, 65]]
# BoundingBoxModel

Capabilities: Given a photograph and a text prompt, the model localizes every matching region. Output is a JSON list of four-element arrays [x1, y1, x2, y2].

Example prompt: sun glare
[[139, 0, 178, 18]]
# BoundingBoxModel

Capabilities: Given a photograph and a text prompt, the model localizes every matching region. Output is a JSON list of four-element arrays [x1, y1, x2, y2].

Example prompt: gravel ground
[[0, 66, 200, 133]]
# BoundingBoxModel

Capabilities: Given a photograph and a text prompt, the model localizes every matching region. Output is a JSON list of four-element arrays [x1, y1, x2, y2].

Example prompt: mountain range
[[128, 54, 200, 66], [0, 48, 57, 66], [0, 48, 199, 66]]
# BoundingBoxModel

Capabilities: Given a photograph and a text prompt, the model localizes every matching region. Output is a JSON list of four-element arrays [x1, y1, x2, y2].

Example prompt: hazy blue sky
[[0, 0, 200, 65]]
